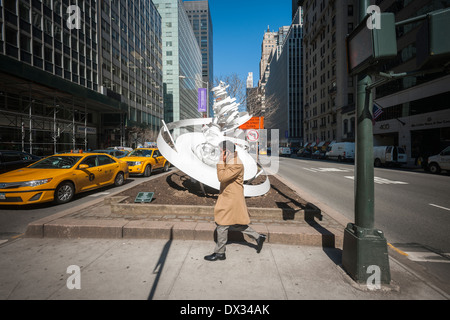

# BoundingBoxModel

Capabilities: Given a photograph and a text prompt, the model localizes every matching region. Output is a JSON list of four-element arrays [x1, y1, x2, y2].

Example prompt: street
[[269, 155, 450, 288], [0, 175, 160, 243]]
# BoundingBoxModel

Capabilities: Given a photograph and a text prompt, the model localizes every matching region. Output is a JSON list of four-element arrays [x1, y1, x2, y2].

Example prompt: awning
[[329, 140, 337, 146], [311, 142, 316, 147], [318, 141, 325, 147]]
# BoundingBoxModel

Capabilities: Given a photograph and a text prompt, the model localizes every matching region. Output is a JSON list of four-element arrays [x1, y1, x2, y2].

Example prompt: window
[[98, 155, 115, 165], [81, 156, 98, 168], [5, 27, 18, 46]]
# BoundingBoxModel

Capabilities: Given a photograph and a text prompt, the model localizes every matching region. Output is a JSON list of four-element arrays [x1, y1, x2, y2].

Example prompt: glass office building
[[153, 0, 202, 123], [0, 0, 164, 153], [183, 0, 213, 113]]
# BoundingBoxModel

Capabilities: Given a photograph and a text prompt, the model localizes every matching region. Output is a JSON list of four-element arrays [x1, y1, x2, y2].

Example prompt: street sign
[[239, 117, 264, 130], [346, 12, 397, 75], [246, 129, 259, 142], [134, 192, 154, 203]]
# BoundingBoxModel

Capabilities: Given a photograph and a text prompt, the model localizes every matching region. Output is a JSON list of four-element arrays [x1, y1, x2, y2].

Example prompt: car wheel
[[143, 164, 152, 177], [163, 162, 170, 172], [114, 172, 124, 186], [429, 163, 441, 174], [55, 181, 75, 204], [374, 158, 382, 167]]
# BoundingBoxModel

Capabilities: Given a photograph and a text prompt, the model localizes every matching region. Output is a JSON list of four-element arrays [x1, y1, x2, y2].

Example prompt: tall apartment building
[[372, 0, 450, 165], [153, 0, 202, 123], [301, 0, 357, 147], [264, 9, 303, 146], [0, 0, 163, 153]]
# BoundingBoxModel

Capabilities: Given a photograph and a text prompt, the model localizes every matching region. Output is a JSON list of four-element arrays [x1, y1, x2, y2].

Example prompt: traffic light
[[416, 8, 450, 70], [346, 12, 397, 75]]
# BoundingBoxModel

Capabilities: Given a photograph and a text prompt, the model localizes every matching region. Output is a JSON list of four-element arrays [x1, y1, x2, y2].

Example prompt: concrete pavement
[[0, 237, 447, 301], [0, 170, 448, 301]]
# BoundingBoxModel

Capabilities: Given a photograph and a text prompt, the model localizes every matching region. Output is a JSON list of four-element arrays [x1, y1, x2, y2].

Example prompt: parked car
[[125, 148, 169, 176], [280, 147, 292, 157], [0, 153, 129, 205], [326, 142, 355, 162], [427, 146, 450, 174], [297, 148, 312, 158], [0, 150, 42, 174], [91, 149, 129, 158], [311, 150, 327, 159], [107, 146, 133, 152], [373, 146, 407, 167]]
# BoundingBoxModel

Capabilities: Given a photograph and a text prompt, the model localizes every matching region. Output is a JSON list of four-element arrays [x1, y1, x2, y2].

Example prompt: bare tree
[[214, 73, 246, 110]]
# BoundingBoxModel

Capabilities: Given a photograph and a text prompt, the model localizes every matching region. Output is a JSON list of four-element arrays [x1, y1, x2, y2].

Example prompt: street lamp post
[[179, 75, 210, 118]]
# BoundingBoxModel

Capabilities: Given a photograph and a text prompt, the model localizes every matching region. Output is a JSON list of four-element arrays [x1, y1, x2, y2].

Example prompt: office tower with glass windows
[[0, 0, 164, 153], [153, 0, 202, 123]]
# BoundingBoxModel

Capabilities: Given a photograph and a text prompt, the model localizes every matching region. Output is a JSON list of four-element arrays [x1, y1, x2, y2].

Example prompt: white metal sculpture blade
[[157, 81, 270, 197]]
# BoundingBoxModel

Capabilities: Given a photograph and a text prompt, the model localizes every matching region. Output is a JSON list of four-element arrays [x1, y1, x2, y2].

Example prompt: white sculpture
[[157, 81, 270, 197]]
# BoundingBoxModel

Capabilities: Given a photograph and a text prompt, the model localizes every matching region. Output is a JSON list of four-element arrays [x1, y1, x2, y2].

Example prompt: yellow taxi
[[0, 153, 129, 205], [125, 148, 169, 176]]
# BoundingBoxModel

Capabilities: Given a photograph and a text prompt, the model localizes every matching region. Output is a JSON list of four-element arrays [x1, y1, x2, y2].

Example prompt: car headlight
[[134, 161, 142, 166], [22, 178, 53, 187]]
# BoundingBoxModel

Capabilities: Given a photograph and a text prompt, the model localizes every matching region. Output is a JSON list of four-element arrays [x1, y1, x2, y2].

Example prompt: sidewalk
[[0, 171, 448, 300]]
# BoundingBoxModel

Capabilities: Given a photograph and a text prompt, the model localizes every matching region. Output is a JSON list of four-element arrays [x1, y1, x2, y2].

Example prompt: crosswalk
[[301, 166, 409, 185], [389, 243, 450, 264]]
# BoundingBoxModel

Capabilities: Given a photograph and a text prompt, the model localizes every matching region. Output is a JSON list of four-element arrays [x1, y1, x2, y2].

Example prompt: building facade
[[372, 0, 450, 165], [264, 9, 303, 146], [153, 0, 202, 123], [301, 0, 357, 148], [183, 0, 213, 85], [98, 0, 164, 145], [0, 0, 164, 153]]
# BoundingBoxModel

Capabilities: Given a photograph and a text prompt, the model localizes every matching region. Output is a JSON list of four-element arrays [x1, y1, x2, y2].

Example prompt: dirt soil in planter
[[117, 170, 307, 211]]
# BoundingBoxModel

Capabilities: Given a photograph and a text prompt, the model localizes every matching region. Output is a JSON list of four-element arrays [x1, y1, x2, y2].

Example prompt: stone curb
[[29, 218, 343, 248], [24, 170, 344, 248]]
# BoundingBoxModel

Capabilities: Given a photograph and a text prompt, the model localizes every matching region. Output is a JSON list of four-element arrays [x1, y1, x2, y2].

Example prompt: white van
[[427, 146, 450, 174], [326, 142, 355, 162], [373, 146, 407, 167]]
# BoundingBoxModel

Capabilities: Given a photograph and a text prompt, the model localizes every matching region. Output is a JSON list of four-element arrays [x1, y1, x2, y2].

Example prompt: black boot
[[256, 234, 266, 253], [204, 252, 226, 261]]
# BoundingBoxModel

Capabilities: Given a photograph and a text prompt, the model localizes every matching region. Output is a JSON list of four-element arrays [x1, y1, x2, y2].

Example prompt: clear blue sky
[[208, 0, 293, 87]]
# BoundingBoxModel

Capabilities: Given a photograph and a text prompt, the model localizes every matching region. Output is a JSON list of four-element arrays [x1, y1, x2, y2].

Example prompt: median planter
[[109, 196, 307, 220]]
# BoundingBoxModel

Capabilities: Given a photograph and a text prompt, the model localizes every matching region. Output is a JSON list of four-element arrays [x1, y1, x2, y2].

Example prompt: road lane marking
[[344, 176, 408, 185], [429, 203, 450, 212], [403, 251, 450, 263], [387, 243, 409, 256], [304, 167, 352, 173]]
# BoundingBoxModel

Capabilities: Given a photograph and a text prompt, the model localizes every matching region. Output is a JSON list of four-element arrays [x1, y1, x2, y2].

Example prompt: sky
[[207, 0, 293, 87]]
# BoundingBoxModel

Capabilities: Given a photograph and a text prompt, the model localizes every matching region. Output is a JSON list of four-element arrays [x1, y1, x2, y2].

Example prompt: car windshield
[[128, 149, 153, 157], [29, 156, 82, 169]]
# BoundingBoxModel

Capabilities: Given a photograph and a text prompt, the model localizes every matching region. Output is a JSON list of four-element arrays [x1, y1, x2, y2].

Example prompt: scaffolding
[[0, 78, 125, 155]]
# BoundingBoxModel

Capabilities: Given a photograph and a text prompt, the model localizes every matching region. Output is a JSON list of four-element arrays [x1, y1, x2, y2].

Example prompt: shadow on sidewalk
[[271, 183, 343, 265], [148, 227, 173, 300]]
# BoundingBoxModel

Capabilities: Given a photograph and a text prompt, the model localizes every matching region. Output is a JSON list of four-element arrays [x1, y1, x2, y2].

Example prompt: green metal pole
[[342, 0, 391, 285], [355, 74, 374, 229]]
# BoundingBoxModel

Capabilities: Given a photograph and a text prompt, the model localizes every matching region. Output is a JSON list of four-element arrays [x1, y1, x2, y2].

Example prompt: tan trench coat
[[214, 153, 250, 226]]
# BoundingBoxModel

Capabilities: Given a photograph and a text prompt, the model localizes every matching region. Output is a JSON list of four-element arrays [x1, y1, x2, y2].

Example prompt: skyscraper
[[264, 9, 303, 146], [0, 0, 164, 152], [153, 0, 202, 123], [183, 0, 213, 116]]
